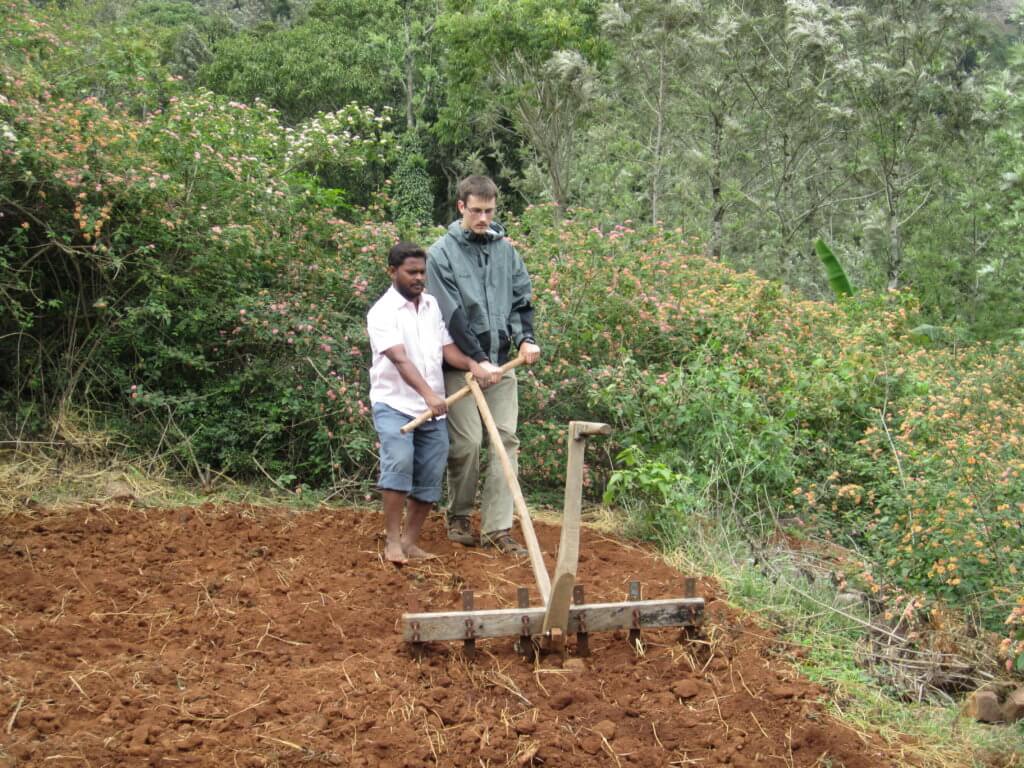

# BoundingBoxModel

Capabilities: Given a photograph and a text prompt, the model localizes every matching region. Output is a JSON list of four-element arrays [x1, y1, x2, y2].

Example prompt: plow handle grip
[[571, 421, 612, 439], [400, 356, 526, 434]]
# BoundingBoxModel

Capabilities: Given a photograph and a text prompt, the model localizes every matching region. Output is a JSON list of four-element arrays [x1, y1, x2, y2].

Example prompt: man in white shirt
[[367, 242, 500, 564]]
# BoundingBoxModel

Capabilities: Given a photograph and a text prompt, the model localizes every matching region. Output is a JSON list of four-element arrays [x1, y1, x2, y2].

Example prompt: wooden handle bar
[[466, 375, 551, 605], [400, 356, 526, 433], [571, 421, 612, 439]]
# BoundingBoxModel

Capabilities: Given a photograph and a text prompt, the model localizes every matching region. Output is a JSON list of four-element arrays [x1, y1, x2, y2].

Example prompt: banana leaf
[[815, 238, 854, 298]]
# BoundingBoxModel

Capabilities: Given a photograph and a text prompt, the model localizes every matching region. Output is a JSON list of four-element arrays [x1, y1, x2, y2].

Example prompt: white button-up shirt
[[367, 286, 454, 417]]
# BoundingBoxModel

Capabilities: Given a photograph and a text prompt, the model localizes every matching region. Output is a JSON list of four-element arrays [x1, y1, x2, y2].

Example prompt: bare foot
[[403, 543, 438, 560], [385, 539, 408, 565]]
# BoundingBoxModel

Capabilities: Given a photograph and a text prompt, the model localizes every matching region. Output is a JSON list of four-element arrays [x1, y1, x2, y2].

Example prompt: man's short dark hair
[[457, 175, 498, 204], [389, 241, 427, 268]]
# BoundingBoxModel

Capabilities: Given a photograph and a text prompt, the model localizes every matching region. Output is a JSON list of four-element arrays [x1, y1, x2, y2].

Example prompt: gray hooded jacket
[[426, 220, 535, 366]]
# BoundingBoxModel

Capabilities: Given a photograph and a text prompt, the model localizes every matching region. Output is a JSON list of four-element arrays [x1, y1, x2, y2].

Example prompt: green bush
[[602, 445, 699, 549], [510, 202, 1020, 634], [390, 132, 433, 233], [807, 340, 1024, 629], [592, 357, 798, 510], [1, 1, 394, 486]]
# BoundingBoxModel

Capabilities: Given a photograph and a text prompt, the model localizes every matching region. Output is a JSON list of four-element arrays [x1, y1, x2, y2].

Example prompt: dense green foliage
[[197, 4, 401, 123], [32, 0, 1019, 335], [1, 0, 1022, 671], [1, 3, 394, 485]]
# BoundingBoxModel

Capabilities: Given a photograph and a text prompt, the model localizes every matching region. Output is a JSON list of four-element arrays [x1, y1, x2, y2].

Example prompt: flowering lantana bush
[[0, 0, 393, 484], [802, 341, 1024, 629]]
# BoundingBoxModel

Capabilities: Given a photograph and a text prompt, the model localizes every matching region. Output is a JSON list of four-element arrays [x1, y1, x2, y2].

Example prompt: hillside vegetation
[[1, 0, 1022, 693]]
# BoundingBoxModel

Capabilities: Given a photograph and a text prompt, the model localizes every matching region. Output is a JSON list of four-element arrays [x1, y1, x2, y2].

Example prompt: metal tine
[[462, 590, 476, 661], [627, 580, 642, 651], [573, 584, 590, 657], [516, 586, 535, 662]]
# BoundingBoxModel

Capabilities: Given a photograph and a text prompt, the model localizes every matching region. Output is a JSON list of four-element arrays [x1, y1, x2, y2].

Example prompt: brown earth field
[[0, 503, 922, 767]]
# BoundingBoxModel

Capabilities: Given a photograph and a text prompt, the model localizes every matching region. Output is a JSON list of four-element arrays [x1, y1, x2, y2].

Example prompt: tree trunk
[[403, 21, 415, 130], [886, 181, 902, 289], [650, 47, 666, 225], [550, 155, 566, 221], [887, 209, 902, 290], [708, 112, 723, 261]]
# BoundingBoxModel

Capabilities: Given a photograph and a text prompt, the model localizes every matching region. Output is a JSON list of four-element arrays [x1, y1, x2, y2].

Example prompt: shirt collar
[[385, 285, 433, 312]]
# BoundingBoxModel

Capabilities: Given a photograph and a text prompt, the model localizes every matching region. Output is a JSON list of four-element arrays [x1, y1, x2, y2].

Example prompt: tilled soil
[[0, 503, 915, 766]]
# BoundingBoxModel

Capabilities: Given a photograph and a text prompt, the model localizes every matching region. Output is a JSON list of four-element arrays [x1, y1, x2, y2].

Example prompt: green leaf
[[908, 324, 945, 345], [815, 238, 854, 298]]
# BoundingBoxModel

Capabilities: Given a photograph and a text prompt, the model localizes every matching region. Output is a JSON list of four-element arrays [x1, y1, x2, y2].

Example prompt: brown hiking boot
[[481, 529, 528, 556], [447, 516, 477, 547]]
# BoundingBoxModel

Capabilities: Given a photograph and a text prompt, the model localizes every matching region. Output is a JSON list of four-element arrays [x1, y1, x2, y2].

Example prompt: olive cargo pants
[[443, 368, 518, 535]]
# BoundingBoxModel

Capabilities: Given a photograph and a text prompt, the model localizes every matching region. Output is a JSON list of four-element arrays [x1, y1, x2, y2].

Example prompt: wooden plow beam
[[400, 360, 706, 658], [404, 595, 705, 644]]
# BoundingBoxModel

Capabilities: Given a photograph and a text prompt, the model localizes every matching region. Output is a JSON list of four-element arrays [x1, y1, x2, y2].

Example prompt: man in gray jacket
[[426, 176, 541, 555]]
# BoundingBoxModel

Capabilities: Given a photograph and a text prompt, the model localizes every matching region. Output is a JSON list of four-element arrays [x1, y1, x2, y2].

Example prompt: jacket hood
[[447, 219, 507, 245]]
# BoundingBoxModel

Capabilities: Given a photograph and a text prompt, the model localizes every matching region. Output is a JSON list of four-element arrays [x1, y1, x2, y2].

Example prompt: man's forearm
[[444, 344, 502, 386], [443, 343, 475, 371]]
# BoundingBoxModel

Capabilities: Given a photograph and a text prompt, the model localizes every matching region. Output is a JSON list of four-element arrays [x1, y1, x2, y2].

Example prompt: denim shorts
[[372, 402, 449, 503]]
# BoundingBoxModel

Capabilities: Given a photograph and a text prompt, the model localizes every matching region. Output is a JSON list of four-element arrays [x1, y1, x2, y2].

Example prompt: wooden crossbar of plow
[[399, 359, 706, 658], [404, 591, 705, 645]]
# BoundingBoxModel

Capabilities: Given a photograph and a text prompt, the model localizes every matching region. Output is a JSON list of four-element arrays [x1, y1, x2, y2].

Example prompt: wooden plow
[[399, 358, 705, 659]]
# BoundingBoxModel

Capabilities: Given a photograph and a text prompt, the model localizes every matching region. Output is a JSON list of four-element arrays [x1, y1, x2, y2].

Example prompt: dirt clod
[[563, 657, 587, 672], [967, 689, 1004, 722], [549, 692, 574, 710], [671, 679, 701, 699], [592, 719, 617, 740], [767, 684, 803, 699]]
